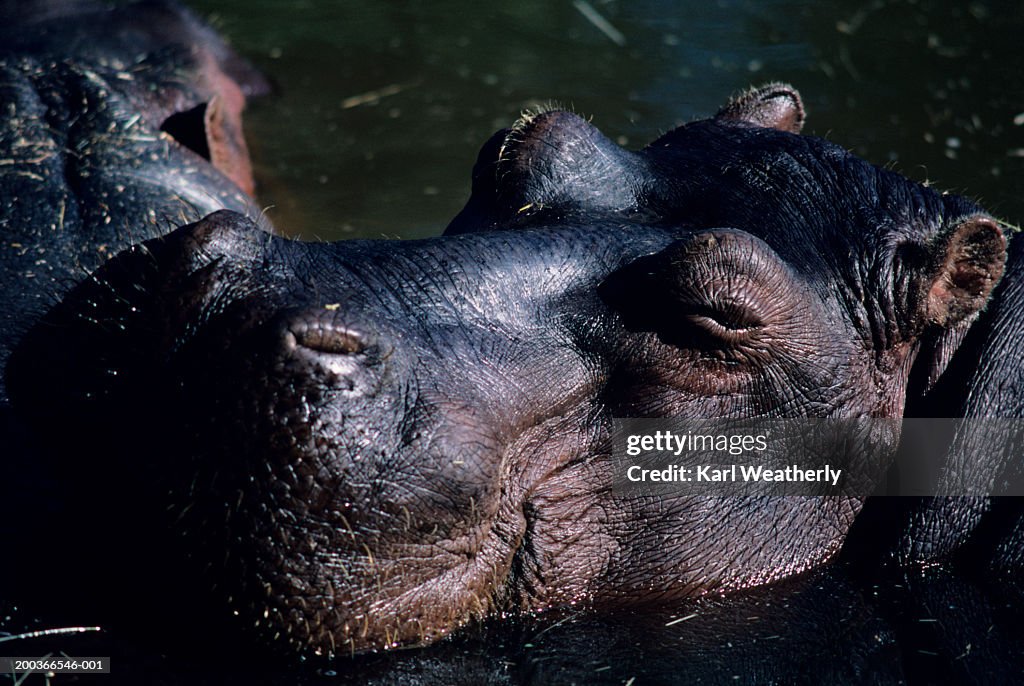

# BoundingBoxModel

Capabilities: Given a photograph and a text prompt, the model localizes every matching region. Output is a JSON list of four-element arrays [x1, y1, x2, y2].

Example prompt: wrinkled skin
[[8, 86, 1007, 657], [453, 80, 1024, 579], [848, 234, 1024, 575]]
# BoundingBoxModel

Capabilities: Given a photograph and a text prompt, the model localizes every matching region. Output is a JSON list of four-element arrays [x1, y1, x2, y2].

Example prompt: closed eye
[[681, 302, 764, 342]]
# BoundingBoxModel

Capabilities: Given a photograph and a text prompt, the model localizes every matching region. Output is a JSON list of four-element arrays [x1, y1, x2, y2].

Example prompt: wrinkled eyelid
[[717, 299, 765, 329], [678, 293, 765, 329], [684, 305, 763, 339]]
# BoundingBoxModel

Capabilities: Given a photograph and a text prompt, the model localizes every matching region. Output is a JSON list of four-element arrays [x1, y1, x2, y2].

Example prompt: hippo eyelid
[[681, 302, 764, 344]]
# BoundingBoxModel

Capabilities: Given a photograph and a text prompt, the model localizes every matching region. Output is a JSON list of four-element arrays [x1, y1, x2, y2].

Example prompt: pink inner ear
[[716, 83, 806, 134], [196, 53, 258, 197], [925, 272, 959, 325], [752, 92, 805, 133], [925, 217, 1006, 327], [156, 81, 257, 196], [202, 97, 257, 197]]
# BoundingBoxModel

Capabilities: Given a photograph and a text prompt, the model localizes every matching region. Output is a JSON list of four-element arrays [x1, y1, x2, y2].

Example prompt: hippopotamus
[[7, 84, 1008, 658], [0, 0, 268, 638], [0, 0, 267, 407], [847, 232, 1024, 574]]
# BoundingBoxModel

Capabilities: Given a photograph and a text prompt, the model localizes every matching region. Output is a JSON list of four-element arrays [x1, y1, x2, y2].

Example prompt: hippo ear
[[716, 83, 805, 134], [159, 95, 256, 196], [202, 94, 257, 196], [918, 215, 1006, 329], [446, 109, 643, 234], [905, 215, 1006, 391]]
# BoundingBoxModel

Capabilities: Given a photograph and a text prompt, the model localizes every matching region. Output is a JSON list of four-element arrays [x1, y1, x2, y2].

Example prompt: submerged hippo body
[[8, 87, 1007, 656]]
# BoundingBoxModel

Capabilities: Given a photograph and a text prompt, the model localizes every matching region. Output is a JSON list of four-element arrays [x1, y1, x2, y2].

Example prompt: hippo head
[[8, 86, 1006, 656], [0, 0, 269, 196]]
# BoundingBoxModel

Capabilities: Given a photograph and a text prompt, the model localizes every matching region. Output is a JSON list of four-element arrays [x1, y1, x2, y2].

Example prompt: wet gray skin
[[9, 88, 1006, 656], [0, 0, 269, 405]]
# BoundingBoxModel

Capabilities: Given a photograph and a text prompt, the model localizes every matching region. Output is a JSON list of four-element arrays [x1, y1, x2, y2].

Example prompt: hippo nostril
[[284, 320, 376, 388], [289, 323, 365, 356]]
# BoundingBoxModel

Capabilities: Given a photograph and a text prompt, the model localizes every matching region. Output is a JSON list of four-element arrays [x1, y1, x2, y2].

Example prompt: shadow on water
[[188, 0, 1022, 240]]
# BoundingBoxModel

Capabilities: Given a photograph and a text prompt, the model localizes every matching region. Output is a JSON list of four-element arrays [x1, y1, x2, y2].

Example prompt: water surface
[[188, 0, 1023, 239]]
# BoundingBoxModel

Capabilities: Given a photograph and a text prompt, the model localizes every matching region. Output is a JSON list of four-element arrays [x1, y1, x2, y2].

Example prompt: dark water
[[187, 0, 1023, 240], [4, 563, 1022, 684]]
